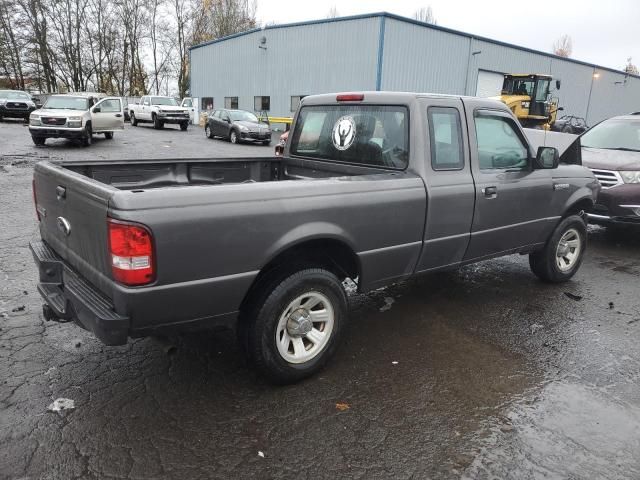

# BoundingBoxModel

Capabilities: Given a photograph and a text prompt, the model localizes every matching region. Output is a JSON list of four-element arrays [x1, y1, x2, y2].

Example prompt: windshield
[[151, 97, 178, 106], [502, 78, 535, 96], [291, 105, 409, 169], [43, 96, 89, 110], [229, 110, 258, 122], [0, 91, 30, 100], [581, 119, 640, 151]]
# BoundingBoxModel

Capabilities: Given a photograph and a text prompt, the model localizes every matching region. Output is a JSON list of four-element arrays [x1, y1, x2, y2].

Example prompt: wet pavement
[[1, 120, 640, 479]]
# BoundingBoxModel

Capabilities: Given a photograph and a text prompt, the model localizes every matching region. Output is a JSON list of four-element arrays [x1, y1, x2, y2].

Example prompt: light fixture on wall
[[259, 36, 267, 50], [593, 72, 600, 79], [472, 50, 482, 56]]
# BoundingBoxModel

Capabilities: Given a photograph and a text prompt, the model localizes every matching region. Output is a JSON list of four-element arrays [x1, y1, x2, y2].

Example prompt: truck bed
[[64, 157, 388, 190]]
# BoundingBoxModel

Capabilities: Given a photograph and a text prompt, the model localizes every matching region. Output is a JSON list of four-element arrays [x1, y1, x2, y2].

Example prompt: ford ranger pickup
[[30, 92, 599, 383]]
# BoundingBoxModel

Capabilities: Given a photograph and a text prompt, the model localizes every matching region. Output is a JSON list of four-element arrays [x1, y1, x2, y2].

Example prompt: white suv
[[29, 93, 124, 146]]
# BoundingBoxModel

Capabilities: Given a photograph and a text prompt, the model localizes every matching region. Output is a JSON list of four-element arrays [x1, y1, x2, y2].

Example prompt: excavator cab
[[497, 74, 561, 129]]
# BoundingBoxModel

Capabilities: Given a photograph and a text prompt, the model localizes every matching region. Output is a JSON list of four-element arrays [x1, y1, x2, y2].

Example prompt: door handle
[[482, 186, 498, 198], [115, 113, 122, 117]]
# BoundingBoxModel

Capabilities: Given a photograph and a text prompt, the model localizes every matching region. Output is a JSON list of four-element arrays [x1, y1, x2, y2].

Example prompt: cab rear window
[[290, 105, 409, 169]]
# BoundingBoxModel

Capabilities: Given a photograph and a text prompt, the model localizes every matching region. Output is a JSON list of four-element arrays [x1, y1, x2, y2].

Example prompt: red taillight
[[32, 179, 40, 221], [108, 219, 155, 286], [336, 93, 364, 102]]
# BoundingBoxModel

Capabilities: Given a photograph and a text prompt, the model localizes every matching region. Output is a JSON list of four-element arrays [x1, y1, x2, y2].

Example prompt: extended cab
[[129, 95, 190, 130], [30, 92, 598, 383], [29, 93, 124, 146]]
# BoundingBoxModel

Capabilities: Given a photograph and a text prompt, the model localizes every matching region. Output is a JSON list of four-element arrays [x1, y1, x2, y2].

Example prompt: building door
[[476, 70, 505, 97]]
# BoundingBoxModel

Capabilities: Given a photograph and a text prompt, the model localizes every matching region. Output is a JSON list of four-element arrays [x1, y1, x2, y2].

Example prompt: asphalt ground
[[1, 119, 639, 479]]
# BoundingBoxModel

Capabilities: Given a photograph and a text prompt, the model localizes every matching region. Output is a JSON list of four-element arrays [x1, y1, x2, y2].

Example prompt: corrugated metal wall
[[381, 18, 468, 94], [190, 13, 640, 125], [190, 17, 380, 118]]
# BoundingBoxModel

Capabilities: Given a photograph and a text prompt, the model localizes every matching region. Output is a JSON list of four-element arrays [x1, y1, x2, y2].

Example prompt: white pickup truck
[[128, 95, 190, 131]]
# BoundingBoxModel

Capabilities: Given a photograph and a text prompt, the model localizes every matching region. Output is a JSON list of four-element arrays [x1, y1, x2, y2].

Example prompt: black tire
[[239, 268, 348, 384], [262, 140, 271, 146], [130, 112, 138, 126], [529, 215, 587, 283], [105, 131, 114, 139], [153, 114, 162, 130], [180, 122, 188, 131], [82, 123, 92, 147], [229, 129, 239, 144], [205, 124, 213, 139], [32, 136, 45, 146]]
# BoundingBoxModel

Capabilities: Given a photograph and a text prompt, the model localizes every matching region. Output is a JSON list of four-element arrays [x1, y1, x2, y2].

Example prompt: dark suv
[[0, 90, 37, 122], [581, 114, 640, 226]]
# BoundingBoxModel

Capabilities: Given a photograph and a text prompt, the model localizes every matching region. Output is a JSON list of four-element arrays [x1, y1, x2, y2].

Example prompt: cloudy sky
[[257, 0, 639, 72]]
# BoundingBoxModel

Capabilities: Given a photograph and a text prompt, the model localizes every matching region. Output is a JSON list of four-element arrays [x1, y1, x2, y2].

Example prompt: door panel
[[91, 98, 124, 131], [465, 110, 556, 260], [416, 98, 476, 272]]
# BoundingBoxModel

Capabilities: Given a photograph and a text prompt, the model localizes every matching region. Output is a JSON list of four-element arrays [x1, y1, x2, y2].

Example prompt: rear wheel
[[82, 124, 92, 147], [229, 130, 238, 144], [239, 268, 347, 384], [32, 136, 45, 146], [205, 124, 213, 139], [105, 131, 114, 139], [180, 122, 188, 131], [529, 215, 586, 283], [130, 112, 137, 126]]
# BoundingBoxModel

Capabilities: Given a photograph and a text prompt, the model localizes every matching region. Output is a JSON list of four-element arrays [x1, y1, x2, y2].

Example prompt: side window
[[183, 99, 192, 107], [221, 111, 230, 122], [428, 107, 464, 170], [143, 97, 150, 106], [98, 99, 121, 113], [474, 114, 528, 170]]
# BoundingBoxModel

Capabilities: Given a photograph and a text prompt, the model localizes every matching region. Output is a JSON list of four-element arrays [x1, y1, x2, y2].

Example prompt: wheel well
[[564, 198, 594, 218], [240, 239, 360, 310]]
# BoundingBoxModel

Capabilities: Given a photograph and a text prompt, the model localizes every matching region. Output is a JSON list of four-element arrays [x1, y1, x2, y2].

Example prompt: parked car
[[29, 93, 124, 146], [553, 115, 589, 135], [581, 114, 640, 226], [30, 92, 598, 383], [129, 96, 189, 130], [0, 89, 37, 122], [205, 108, 271, 145]]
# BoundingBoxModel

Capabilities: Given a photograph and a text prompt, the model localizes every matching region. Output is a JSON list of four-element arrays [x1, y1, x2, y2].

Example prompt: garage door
[[476, 70, 504, 97]]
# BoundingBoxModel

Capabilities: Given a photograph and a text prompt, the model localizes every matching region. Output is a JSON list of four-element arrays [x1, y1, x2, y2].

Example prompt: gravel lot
[[1, 119, 639, 479]]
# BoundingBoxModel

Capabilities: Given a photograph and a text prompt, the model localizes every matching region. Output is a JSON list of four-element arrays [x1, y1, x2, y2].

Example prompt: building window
[[225, 96, 238, 109], [254, 96, 270, 112], [291, 95, 306, 112], [201, 97, 214, 111]]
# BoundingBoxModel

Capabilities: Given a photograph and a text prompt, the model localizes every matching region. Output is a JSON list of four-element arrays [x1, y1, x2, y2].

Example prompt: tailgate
[[33, 162, 116, 297]]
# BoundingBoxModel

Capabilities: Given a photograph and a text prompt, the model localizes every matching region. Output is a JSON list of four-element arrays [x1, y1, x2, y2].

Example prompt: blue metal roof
[[189, 11, 639, 80]]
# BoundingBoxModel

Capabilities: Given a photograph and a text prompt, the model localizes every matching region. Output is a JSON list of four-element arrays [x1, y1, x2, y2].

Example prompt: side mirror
[[225, 117, 231, 123], [555, 80, 561, 90], [535, 146, 560, 169], [92, 106, 101, 113]]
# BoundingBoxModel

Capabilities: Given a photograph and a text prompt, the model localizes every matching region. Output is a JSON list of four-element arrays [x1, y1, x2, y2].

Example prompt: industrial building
[[189, 12, 640, 125]]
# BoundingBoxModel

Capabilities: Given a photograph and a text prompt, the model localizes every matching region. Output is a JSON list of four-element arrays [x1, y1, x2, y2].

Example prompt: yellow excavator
[[493, 74, 562, 129]]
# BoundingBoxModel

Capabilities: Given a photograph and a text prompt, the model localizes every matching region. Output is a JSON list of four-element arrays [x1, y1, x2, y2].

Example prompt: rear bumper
[[30, 240, 129, 345]]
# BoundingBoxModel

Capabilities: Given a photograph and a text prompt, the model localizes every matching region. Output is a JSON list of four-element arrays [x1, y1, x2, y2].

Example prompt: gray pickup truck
[[30, 92, 599, 383]]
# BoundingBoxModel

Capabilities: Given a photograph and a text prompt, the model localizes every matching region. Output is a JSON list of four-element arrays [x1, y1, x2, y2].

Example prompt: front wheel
[[205, 124, 214, 139], [130, 112, 137, 126], [180, 122, 188, 131], [105, 131, 114, 139], [82, 124, 92, 147], [240, 268, 347, 384], [153, 114, 162, 130], [529, 215, 587, 283], [32, 136, 45, 146], [229, 130, 238, 144]]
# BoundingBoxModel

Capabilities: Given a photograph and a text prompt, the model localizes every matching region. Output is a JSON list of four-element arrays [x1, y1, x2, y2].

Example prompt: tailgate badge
[[57, 217, 71, 236]]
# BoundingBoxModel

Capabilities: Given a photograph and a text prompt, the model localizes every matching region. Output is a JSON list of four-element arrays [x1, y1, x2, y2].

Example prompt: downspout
[[376, 16, 386, 91]]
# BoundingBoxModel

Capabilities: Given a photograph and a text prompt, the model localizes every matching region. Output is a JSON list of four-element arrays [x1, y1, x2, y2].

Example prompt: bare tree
[[192, 0, 257, 44], [552, 34, 572, 58], [413, 6, 437, 25], [326, 6, 338, 19], [624, 57, 639, 75]]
